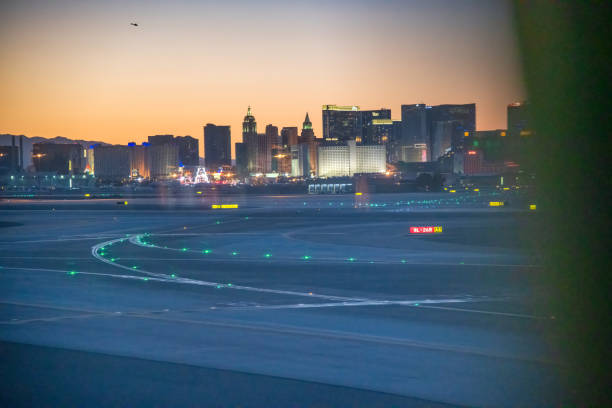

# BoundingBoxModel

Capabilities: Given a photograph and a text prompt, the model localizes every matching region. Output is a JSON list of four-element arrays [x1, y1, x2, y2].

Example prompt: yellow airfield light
[[212, 204, 239, 209], [489, 201, 504, 207]]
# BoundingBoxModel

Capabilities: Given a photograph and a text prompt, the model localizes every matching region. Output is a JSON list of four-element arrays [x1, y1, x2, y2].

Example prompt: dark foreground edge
[[0, 341, 460, 408]]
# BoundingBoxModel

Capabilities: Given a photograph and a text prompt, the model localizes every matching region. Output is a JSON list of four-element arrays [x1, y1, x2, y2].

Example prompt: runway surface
[[0, 192, 568, 407]]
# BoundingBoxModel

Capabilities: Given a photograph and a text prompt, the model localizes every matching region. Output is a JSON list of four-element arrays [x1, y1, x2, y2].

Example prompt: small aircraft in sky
[[130, 23, 139, 27]]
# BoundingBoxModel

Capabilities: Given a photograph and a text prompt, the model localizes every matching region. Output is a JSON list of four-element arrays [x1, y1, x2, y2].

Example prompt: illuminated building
[[280, 127, 298, 148], [317, 141, 386, 177], [32, 143, 84, 174], [93, 145, 130, 180], [204, 124, 231, 169], [399, 144, 428, 163], [322, 105, 361, 142], [463, 150, 483, 174], [174, 135, 199, 166], [271, 148, 291, 174], [85, 145, 96, 174]]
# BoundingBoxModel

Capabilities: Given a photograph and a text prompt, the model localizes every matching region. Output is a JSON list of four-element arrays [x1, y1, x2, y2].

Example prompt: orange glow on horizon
[[0, 1, 525, 158]]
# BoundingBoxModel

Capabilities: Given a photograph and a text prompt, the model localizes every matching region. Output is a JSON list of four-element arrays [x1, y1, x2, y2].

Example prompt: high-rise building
[[32, 143, 84, 174], [148, 134, 174, 145], [174, 135, 199, 166], [317, 141, 386, 177], [204, 124, 231, 169], [290, 144, 310, 178], [235, 142, 248, 178], [300, 113, 318, 175], [428, 103, 476, 160], [400, 103, 476, 162], [300, 113, 315, 143], [128, 143, 149, 178], [148, 143, 178, 179], [94, 145, 130, 180], [0, 146, 19, 174], [280, 127, 298, 148], [462, 130, 508, 162], [322, 105, 361, 142], [400, 104, 428, 145], [260, 124, 278, 173], [507, 102, 532, 139], [360, 109, 391, 144], [242, 106, 259, 173]]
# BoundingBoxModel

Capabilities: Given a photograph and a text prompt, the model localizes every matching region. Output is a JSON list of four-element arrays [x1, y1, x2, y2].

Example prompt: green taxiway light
[[216, 285, 222, 289], [110, 258, 116, 262], [171, 274, 176, 278], [216, 221, 221, 225], [231, 251, 238, 256], [414, 303, 420, 306], [401, 259, 407, 264], [302, 255, 311, 260], [227, 283, 232, 287], [181, 248, 188, 252], [68, 271, 77, 275], [264, 253, 271, 258], [245, 216, 249, 220], [203, 249, 211, 254], [132, 266, 138, 269], [143, 278, 149, 281], [347, 257, 355, 262]]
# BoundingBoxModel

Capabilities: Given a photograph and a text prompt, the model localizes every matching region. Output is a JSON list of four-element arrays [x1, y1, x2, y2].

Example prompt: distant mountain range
[[0, 134, 109, 169]]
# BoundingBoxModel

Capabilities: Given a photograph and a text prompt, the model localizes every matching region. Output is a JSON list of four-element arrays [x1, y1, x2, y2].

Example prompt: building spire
[[303, 112, 312, 130], [247, 105, 252, 116]]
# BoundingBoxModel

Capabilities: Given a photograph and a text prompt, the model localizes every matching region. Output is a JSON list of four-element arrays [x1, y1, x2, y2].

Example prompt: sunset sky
[[0, 0, 525, 157]]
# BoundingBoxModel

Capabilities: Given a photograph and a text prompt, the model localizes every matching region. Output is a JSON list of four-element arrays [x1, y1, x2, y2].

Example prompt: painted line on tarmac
[[92, 237, 369, 302], [95, 235, 545, 319]]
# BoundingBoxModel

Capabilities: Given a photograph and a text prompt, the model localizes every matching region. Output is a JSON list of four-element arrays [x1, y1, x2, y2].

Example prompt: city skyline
[[1, 0, 524, 156]]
